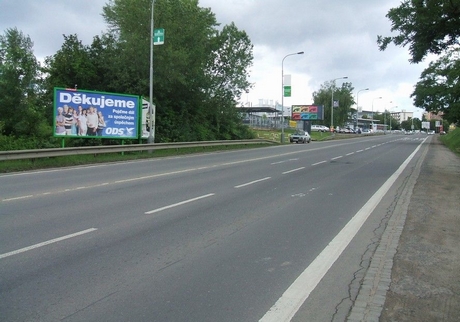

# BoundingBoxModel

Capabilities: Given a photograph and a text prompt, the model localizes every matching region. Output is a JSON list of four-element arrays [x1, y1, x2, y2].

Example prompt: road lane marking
[[271, 158, 299, 165], [0, 228, 98, 260], [346, 152, 355, 156], [282, 167, 305, 175], [331, 156, 343, 160], [2, 195, 34, 201], [260, 138, 427, 322], [311, 160, 327, 166], [145, 193, 215, 215], [234, 177, 271, 189]]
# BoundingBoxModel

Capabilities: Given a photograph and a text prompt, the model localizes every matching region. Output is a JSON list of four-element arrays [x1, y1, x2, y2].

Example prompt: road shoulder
[[381, 135, 460, 321]]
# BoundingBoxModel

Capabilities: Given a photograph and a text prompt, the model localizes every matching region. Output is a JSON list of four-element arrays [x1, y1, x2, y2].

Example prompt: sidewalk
[[350, 135, 460, 321]]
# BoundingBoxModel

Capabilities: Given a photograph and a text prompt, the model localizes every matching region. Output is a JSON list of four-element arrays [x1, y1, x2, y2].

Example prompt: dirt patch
[[380, 135, 460, 321]]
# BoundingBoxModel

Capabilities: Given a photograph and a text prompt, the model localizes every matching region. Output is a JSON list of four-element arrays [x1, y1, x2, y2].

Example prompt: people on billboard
[[78, 109, 88, 136], [86, 106, 98, 136], [56, 107, 66, 135], [63, 105, 74, 135], [96, 111, 106, 136]]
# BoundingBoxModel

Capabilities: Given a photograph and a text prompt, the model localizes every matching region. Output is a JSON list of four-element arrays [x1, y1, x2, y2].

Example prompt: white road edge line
[[282, 167, 305, 175], [0, 228, 98, 260], [259, 138, 427, 322], [234, 177, 271, 189], [145, 193, 215, 215]]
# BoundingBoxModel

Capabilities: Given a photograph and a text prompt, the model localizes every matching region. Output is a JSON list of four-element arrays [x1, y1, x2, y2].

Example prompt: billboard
[[141, 99, 156, 139], [291, 105, 324, 120], [54, 88, 140, 139]]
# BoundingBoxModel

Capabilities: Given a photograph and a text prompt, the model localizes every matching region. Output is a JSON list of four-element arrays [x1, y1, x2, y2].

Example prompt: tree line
[[378, 0, 460, 126], [0, 0, 254, 150]]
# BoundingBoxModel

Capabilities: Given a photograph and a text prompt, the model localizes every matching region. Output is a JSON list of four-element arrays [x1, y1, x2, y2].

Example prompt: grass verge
[[439, 128, 460, 156]]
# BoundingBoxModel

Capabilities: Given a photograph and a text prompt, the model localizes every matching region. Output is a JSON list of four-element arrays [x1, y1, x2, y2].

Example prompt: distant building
[[390, 110, 413, 122], [424, 111, 443, 121]]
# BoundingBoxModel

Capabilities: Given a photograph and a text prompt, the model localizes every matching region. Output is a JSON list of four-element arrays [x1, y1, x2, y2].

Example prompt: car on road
[[311, 125, 329, 132], [289, 130, 311, 143]]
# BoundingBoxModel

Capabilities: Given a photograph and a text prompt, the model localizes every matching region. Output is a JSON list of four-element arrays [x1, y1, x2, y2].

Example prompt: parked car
[[311, 125, 329, 132], [289, 130, 311, 143]]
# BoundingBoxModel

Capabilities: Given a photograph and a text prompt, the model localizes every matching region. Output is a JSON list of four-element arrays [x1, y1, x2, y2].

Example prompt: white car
[[289, 130, 311, 143], [311, 125, 329, 132]]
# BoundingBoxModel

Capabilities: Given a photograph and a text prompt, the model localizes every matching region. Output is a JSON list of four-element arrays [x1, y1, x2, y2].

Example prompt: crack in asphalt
[[330, 166, 414, 322]]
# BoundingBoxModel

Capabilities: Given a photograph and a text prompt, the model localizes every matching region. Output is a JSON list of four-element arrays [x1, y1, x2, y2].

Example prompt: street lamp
[[384, 100, 393, 133], [371, 97, 382, 131], [281, 51, 304, 143], [331, 76, 348, 132], [148, 0, 155, 144], [355, 88, 369, 129], [389, 105, 398, 132]]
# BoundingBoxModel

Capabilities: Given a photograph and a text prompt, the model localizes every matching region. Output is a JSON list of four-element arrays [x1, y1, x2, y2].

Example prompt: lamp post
[[281, 51, 304, 143], [384, 100, 393, 133], [355, 88, 369, 129], [147, 0, 155, 144], [389, 106, 397, 132], [371, 96, 382, 131], [331, 76, 348, 132]]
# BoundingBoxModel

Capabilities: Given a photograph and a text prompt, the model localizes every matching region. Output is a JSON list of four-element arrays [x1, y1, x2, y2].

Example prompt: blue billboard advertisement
[[54, 88, 140, 139]]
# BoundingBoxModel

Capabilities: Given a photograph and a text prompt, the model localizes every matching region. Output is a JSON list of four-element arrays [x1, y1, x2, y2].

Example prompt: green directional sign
[[283, 85, 291, 97], [154, 28, 165, 45]]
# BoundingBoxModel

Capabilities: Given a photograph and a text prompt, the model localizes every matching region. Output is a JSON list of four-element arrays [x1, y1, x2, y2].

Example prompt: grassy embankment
[[439, 127, 460, 156]]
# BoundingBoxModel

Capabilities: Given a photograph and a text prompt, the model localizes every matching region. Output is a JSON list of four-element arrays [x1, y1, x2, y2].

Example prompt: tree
[[378, 0, 460, 125], [377, 0, 460, 64], [102, 0, 254, 142], [312, 81, 354, 127], [0, 28, 47, 139], [411, 47, 460, 124]]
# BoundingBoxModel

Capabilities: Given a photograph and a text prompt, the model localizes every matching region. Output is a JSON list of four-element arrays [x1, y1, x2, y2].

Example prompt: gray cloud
[[0, 0, 429, 115]]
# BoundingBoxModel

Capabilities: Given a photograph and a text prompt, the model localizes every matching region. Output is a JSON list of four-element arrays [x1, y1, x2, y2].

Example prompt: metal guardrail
[[0, 139, 276, 161]]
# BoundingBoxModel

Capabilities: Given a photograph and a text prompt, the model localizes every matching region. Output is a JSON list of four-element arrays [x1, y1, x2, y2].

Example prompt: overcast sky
[[1, 0, 431, 118]]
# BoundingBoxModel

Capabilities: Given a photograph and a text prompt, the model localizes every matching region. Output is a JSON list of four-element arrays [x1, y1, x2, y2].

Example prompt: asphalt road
[[0, 134, 430, 321]]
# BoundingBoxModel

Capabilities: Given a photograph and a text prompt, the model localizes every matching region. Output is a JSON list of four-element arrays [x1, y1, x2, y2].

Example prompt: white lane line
[[331, 156, 343, 160], [2, 195, 34, 201], [356, 149, 364, 153], [145, 193, 215, 215], [0, 228, 98, 260], [282, 167, 305, 175], [259, 139, 426, 322], [234, 177, 271, 189], [272, 158, 299, 165], [311, 160, 327, 166], [346, 152, 355, 156]]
